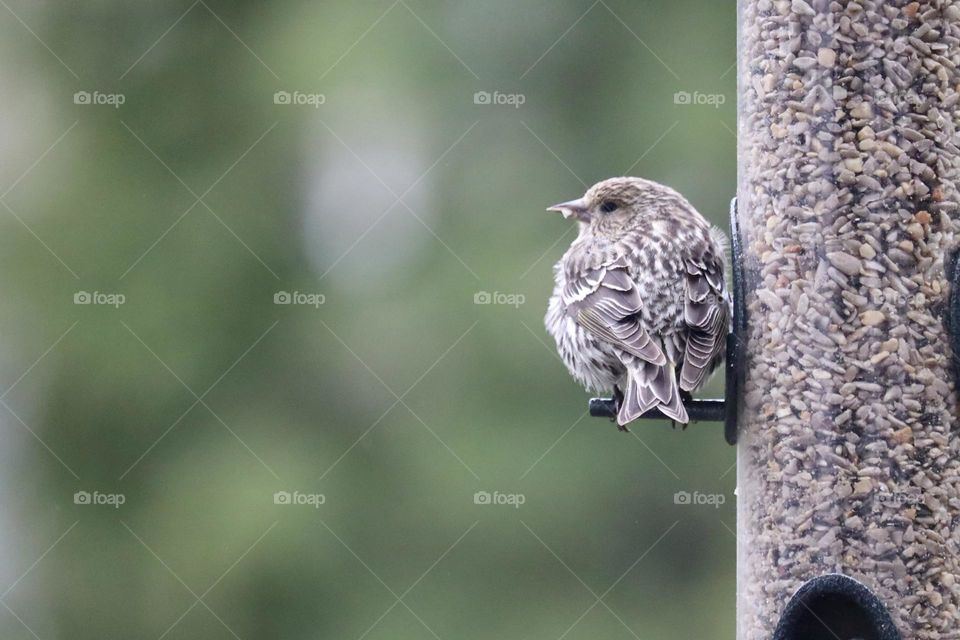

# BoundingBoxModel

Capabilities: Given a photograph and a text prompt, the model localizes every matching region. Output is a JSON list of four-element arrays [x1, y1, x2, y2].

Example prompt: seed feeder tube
[[735, 0, 960, 638]]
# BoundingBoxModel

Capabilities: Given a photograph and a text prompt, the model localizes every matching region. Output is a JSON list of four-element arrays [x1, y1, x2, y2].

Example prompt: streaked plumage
[[544, 177, 729, 428]]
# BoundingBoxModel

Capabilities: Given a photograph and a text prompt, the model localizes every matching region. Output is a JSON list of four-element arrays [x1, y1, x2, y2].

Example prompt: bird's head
[[548, 176, 683, 235]]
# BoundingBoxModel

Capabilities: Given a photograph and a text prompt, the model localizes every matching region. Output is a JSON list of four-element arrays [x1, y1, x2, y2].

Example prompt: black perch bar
[[588, 397, 726, 422]]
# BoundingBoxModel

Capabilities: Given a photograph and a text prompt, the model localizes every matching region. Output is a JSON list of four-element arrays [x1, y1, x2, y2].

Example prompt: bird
[[544, 177, 729, 429]]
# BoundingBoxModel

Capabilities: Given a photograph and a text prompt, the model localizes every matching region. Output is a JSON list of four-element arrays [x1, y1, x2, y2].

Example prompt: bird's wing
[[565, 255, 687, 425], [679, 252, 729, 391], [564, 256, 666, 366]]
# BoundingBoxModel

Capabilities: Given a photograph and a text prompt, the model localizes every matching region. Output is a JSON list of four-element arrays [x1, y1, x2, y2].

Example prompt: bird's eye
[[599, 201, 618, 213]]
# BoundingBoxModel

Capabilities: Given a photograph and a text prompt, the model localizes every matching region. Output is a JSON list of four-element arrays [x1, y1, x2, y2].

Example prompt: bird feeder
[[593, 1, 960, 637], [738, 0, 960, 637]]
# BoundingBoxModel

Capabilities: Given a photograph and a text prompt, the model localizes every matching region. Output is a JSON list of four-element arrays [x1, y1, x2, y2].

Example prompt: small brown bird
[[544, 177, 729, 428]]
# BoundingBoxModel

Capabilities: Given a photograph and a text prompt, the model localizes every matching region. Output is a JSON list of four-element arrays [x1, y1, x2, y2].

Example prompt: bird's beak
[[547, 198, 589, 221]]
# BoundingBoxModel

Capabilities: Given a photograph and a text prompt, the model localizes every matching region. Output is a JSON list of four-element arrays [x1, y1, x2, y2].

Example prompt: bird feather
[[679, 257, 728, 391]]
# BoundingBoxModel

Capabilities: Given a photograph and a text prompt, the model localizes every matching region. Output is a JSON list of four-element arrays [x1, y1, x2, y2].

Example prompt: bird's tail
[[617, 360, 688, 426]]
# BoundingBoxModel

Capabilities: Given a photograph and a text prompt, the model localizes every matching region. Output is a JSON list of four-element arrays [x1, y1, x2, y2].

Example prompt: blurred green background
[[0, 1, 735, 638]]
